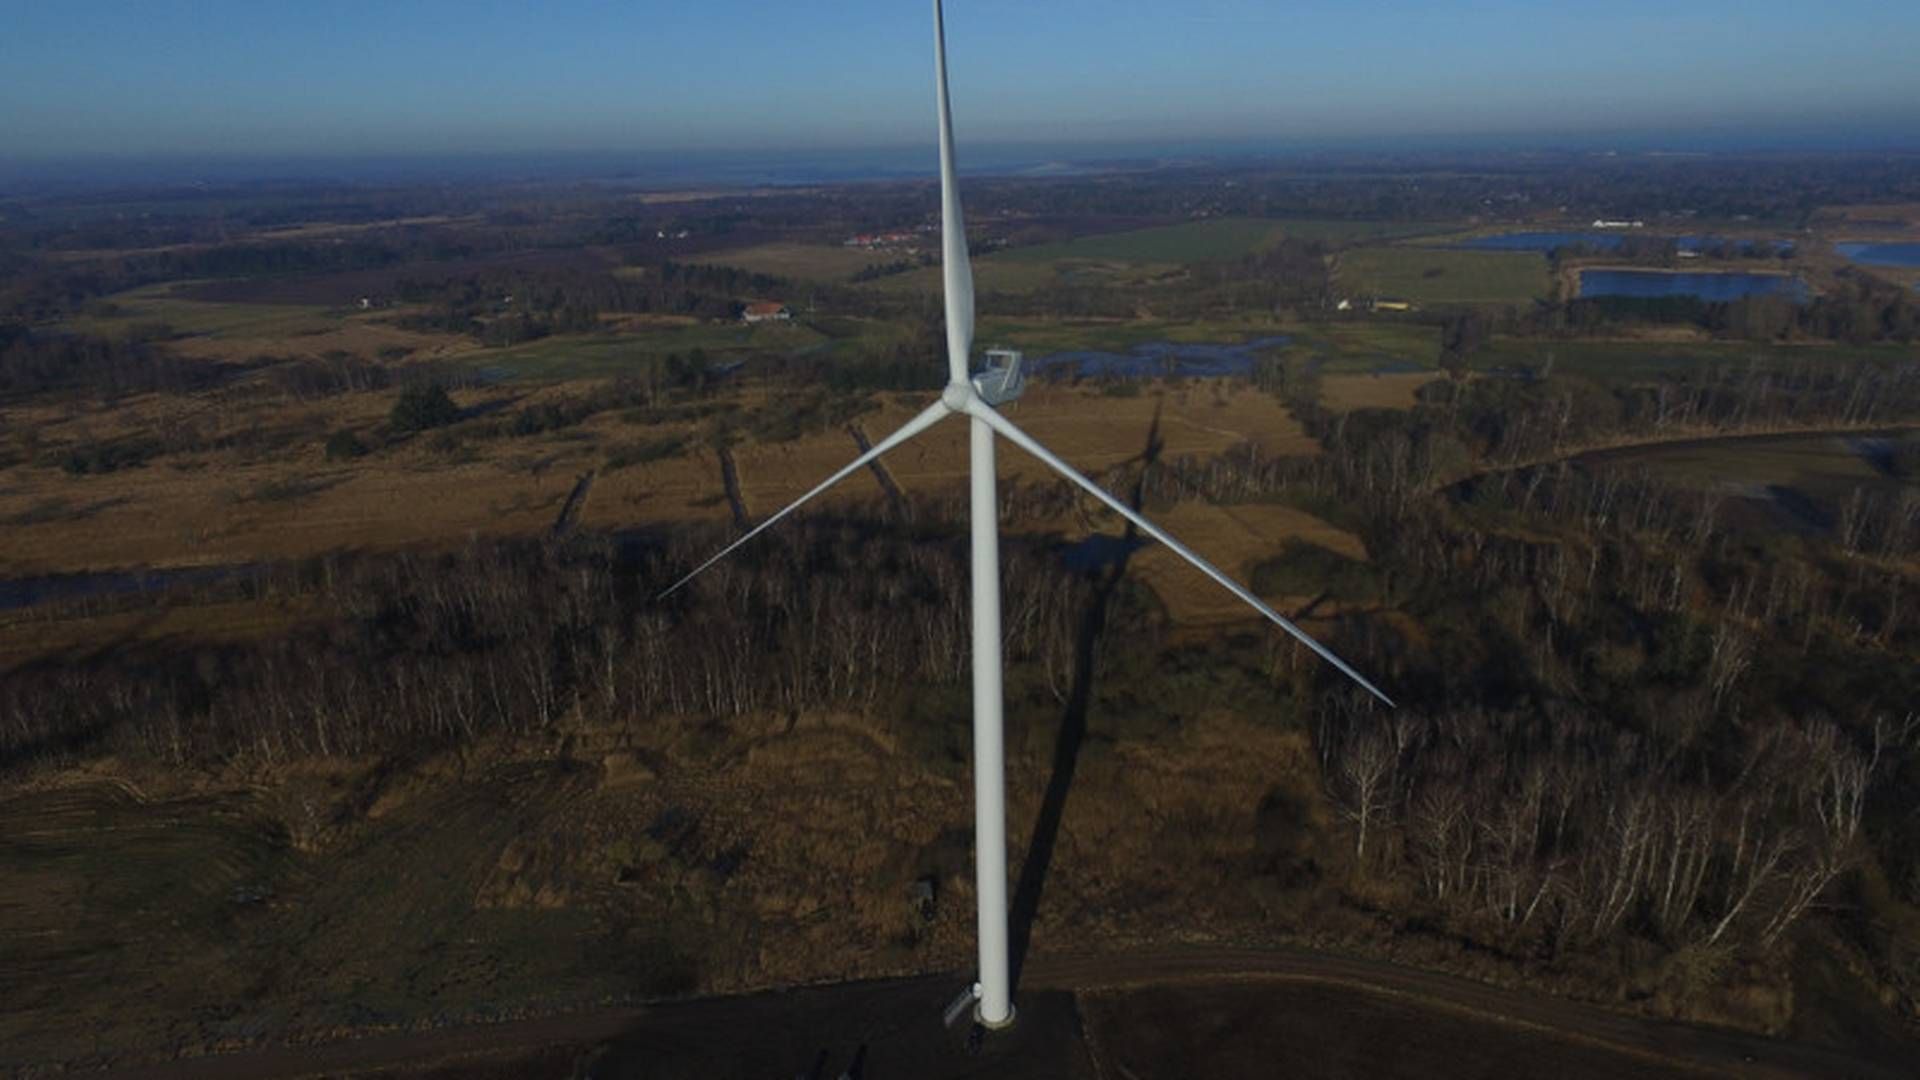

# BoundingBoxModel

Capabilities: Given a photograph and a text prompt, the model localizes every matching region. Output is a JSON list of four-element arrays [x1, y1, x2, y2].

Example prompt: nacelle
[[972, 347, 1025, 405]]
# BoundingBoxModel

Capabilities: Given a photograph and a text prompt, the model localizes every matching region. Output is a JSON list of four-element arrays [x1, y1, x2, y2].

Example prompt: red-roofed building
[[741, 301, 792, 324]]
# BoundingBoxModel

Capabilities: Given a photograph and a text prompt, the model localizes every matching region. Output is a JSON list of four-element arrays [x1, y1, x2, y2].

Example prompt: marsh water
[[1577, 269, 1808, 302], [1836, 242, 1920, 269]]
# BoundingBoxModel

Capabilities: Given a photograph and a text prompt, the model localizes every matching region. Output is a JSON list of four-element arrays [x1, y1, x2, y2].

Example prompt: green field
[[870, 255, 1087, 296], [974, 315, 1290, 354], [1336, 247, 1551, 305], [1001, 218, 1447, 265], [476, 321, 831, 380], [1281, 321, 1442, 373], [1475, 338, 1918, 381], [698, 241, 902, 282], [1000, 217, 1285, 264], [61, 282, 340, 340], [1582, 430, 1917, 505]]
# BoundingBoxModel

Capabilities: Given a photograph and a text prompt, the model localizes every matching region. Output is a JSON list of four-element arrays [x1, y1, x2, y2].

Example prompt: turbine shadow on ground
[[1007, 402, 1164, 996]]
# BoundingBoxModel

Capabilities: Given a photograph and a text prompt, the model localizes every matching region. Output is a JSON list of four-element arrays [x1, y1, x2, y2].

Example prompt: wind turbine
[[662, 0, 1393, 1031]]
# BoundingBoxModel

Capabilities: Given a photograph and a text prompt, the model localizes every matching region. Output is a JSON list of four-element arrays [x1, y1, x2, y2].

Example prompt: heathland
[[1, 153, 1918, 1076]]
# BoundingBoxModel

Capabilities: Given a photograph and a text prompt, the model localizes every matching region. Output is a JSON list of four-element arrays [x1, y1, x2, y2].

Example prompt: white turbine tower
[[662, 0, 1394, 1031]]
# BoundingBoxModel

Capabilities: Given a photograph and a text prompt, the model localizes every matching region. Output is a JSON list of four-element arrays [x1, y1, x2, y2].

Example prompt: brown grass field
[[1321, 371, 1438, 411], [2, 378, 1319, 573], [0, 373, 1358, 670], [1820, 203, 1920, 236]]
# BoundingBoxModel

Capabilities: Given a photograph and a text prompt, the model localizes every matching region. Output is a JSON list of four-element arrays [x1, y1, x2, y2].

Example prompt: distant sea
[[8, 130, 1920, 193], [4, 143, 1198, 193]]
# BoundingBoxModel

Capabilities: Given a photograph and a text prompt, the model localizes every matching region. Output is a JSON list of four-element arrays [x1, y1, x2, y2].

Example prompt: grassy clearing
[[1122, 501, 1364, 626], [1336, 247, 1550, 305], [0, 767, 672, 1068], [1321, 371, 1441, 411], [0, 784, 296, 1062], [697, 241, 900, 282]]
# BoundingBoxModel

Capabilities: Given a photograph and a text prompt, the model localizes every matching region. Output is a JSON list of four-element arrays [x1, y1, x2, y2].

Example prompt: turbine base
[[973, 1001, 1017, 1031]]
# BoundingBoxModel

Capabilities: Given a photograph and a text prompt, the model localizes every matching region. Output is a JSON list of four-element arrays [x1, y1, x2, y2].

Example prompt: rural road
[[94, 944, 1904, 1079]]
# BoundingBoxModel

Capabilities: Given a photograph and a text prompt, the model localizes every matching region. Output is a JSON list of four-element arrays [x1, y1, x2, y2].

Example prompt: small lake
[[1836, 242, 1920, 269], [1459, 232, 1792, 255], [1028, 335, 1292, 379], [1577, 269, 1808, 303]]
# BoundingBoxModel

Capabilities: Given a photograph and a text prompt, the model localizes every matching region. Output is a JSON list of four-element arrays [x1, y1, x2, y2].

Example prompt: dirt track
[[97, 945, 1905, 1079]]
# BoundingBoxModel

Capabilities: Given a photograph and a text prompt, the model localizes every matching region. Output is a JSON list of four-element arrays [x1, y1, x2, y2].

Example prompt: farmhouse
[[843, 230, 919, 250], [741, 301, 792, 324]]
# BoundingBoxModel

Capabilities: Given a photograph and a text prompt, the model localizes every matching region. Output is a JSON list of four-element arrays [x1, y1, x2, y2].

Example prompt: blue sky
[[3, 0, 1918, 161]]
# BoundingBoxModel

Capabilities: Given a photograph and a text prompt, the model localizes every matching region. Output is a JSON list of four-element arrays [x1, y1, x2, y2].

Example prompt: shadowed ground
[[105, 948, 1909, 1080]]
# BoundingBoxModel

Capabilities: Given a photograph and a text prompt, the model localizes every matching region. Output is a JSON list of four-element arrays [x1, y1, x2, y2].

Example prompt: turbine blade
[[658, 401, 950, 598], [975, 406, 1395, 707], [934, 0, 974, 387]]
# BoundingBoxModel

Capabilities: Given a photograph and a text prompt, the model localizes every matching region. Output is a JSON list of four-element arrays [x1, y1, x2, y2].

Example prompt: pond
[[1577, 269, 1808, 302], [1836, 242, 1920, 269]]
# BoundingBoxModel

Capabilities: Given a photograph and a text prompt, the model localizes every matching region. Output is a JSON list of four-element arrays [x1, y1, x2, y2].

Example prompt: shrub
[[390, 381, 460, 432], [56, 437, 159, 476], [1889, 436, 1920, 479], [511, 402, 580, 437], [603, 436, 686, 471], [324, 429, 369, 461]]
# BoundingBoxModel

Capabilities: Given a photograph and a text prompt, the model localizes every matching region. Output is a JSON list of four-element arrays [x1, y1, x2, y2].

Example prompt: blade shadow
[[1007, 400, 1161, 996]]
